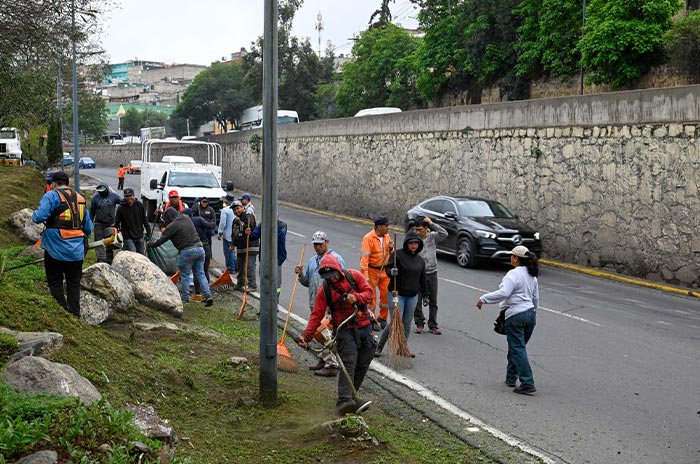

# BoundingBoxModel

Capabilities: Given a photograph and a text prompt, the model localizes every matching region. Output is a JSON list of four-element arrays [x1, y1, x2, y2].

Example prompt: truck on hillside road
[[0, 127, 23, 166], [140, 140, 233, 221]]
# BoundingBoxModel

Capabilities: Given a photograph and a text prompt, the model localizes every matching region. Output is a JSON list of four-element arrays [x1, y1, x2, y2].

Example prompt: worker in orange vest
[[360, 216, 394, 331], [117, 164, 126, 190]]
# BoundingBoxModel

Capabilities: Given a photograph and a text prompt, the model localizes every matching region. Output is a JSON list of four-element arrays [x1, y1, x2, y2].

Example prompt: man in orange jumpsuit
[[117, 164, 126, 190], [360, 216, 394, 331]]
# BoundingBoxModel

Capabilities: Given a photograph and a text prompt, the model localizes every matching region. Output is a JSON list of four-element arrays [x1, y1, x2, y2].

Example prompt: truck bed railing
[[141, 140, 223, 166]]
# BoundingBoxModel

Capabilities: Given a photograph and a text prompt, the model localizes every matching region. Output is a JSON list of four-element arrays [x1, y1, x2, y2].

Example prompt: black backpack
[[322, 269, 369, 314]]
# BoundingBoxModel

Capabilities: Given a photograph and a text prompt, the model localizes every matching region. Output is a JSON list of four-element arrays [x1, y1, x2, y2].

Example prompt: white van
[[239, 105, 300, 130], [354, 107, 402, 117]]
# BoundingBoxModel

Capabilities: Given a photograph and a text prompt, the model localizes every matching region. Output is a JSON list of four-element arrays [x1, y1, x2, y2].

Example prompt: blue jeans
[[505, 308, 536, 389], [178, 246, 210, 302], [378, 294, 418, 349], [223, 239, 237, 272], [123, 238, 145, 255]]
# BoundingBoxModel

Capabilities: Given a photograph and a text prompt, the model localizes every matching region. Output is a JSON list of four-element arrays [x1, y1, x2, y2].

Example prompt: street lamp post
[[71, 0, 80, 191], [579, 0, 587, 95]]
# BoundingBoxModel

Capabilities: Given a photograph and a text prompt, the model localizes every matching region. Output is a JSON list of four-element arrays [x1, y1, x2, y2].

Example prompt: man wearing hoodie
[[89, 183, 120, 264], [375, 230, 428, 357], [147, 207, 213, 306], [115, 188, 149, 255], [412, 216, 448, 335], [297, 253, 375, 416]]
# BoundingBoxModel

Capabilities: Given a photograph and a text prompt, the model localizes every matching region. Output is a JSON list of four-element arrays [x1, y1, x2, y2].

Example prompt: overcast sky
[[101, 0, 419, 65]]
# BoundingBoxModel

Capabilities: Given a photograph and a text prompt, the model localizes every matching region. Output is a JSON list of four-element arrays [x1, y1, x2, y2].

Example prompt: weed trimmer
[[294, 311, 372, 414], [277, 243, 306, 373], [237, 218, 252, 319], [388, 233, 413, 370]]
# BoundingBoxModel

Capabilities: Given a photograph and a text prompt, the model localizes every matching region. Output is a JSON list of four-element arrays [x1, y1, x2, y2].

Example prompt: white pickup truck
[[140, 140, 232, 221], [0, 127, 23, 166]]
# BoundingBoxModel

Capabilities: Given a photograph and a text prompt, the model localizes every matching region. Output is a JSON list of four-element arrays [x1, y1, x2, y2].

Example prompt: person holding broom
[[375, 230, 428, 358], [296, 253, 376, 416]]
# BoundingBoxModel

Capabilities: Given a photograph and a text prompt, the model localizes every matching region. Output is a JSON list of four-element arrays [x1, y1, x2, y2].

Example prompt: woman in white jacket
[[477, 245, 539, 395]]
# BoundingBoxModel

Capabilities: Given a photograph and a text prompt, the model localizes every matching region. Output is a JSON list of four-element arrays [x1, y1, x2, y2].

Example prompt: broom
[[388, 233, 413, 370], [277, 243, 306, 372], [237, 218, 252, 319]]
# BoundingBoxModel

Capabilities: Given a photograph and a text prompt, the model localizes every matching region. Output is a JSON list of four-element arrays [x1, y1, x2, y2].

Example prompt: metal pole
[[579, 0, 587, 96], [71, 0, 80, 191], [58, 59, 64, 172], [259, 0, 279, 407]]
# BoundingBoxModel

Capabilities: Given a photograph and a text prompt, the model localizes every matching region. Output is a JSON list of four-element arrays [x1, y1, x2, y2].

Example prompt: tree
[[336, 24, 424, 116], [121, 108, 143, 136], [369, 0, 395, 28], [141, 109, 168, 128], [664, 10, 700, 80], [66, 92, 108, 140], [578, 0, 683, 88], [47, 118, 63, 164]]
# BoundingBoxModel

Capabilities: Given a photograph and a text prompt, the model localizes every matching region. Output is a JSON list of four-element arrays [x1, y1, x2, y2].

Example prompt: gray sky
[[101, 0, 419, 65]]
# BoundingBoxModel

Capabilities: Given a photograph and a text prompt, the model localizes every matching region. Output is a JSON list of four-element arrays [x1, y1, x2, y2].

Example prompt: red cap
[[168, 189, 179, 198]]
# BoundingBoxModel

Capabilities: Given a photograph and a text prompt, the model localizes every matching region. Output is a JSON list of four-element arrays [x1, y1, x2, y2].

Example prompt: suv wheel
[[456, 237, 477, 268]]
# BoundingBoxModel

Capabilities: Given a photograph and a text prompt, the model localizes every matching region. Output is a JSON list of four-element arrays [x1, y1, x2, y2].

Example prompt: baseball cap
[[95, 183, 108, 193], [311, 231, 328, 244], [374, 215, 389, 226], [319, 266, 340, 280], [199, 196, 208, 202], [168, 189, 179, 198], [510, 245, 531, 258], [230, 200, 243, 208], [239, 193, 251, 201], [51, 171, 70, 184], [123, 188, 134, 196]]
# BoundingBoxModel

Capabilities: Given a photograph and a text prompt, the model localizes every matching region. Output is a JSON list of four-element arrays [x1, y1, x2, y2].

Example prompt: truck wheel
[[456, 237, 478, 268]]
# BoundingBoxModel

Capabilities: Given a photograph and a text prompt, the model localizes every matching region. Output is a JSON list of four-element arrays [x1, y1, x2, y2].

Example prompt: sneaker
[[309, 360, 325, 371], [429, 327, 442, 335], [378, 318, 388, 329], [233, 284, 244, 291], [415, 325, 424, 334], [513, 386, 537, 395], [205, 297, 214, 307], [371, 321, 381, 332], [336, 402, 356, 417], [314, 367, 338, 377]]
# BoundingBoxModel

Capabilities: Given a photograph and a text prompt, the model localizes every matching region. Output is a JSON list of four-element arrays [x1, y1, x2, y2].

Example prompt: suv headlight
[[476, 230, 496, 239], [534, 232, 540, 240]]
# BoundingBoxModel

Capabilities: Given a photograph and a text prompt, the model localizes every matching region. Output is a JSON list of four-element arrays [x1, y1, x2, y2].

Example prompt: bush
[[664, 10, 700, 80]]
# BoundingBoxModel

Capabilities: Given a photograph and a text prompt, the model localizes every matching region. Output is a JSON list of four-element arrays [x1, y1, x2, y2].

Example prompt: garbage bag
[[148, 241, 179, 276]]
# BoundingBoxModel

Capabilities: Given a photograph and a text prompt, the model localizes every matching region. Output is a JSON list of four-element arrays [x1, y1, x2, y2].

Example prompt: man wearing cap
[[89, 183, 121, 264], [192, 197, 216, 226], [297, 253, 375, 416], [147, 207, 213, 306], [117, 164, 126, 190], [115, 188, 149, 255], [32, 171, 94, 317], [294, 231, 346, 376], [231, 201, 258, 290], [217, 195, 237, 274], [360, 216, 394, 331]]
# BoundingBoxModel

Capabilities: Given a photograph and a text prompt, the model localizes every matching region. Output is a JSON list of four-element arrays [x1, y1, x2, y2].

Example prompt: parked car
[[78, 157, 96, 169], [354, 107, 402, 117], [405, 195, 542, 268], [61, 153, 74, 166], [127, 160, 142, 174]]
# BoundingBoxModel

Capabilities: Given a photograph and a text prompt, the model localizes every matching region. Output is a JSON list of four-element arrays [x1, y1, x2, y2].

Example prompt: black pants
[[93, 223, 114, 264], [414, 271, 439, 329], [44, 251, 83, 317], [117, 177, 124, 190], [336, 325, 376, 407], [194, 242, 212, 294]]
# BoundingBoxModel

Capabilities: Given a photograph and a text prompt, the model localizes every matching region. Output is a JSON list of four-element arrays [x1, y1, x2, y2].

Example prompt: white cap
[[311, 231, 328, 244], [510, 245, 530, 258]]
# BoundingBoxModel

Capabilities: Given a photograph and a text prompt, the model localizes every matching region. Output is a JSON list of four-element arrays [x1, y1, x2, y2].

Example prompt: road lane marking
[[656, 321, 672, 326], [287, 230, 305, 238], [441, 277, 603, 327]]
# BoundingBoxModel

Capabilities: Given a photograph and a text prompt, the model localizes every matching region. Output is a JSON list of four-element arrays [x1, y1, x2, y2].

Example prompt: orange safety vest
[[45, 188, 87, 239], [117, 167, 126, 178], [164, 200, 186, 212], [360, 229, 393, 274]]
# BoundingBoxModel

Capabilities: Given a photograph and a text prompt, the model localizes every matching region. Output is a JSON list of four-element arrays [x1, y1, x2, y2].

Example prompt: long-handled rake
[[277, 243, 306, 372], [211, 269, 234, 291], [388, 233, 413, 370], [237, 218, 252, 319]]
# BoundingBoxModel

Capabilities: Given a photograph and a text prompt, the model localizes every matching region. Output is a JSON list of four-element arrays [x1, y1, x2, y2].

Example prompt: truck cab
[[0, 127, 23, 166]]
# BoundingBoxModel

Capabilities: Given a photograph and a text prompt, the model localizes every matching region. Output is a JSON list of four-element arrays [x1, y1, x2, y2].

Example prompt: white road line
[[441, 277, 603, 327], [281, 307, 554, 464], [656, 321, 672, 326], [287, 230, 305, 238]]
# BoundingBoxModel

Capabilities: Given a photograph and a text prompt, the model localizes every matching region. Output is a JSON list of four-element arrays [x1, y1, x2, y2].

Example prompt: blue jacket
[[250, 220, 287, 266], [298, 249, 346, 311], [217, 207, 235, 242], [32, 187, 94, 262]]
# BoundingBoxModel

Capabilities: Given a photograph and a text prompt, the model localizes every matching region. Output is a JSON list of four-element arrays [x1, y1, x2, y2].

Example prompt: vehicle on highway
[[354, 107, 402, 117], [181, 135, 197, 141], [0, 127, 23, 166], [78, 157, 96, 169], [61, 153, 74, 166], [239, 105, 299, 130], [127, 160, 142, 174], [405, 195, 542, 268]]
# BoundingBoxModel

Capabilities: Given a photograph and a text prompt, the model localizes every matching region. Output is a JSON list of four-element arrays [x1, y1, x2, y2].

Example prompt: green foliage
[[664, 10, 700, 79], [47, 118, 63, 164], [578, 0, 683, 88], [336, 24, 423, 115], [66, 93, 109, 140], [0, 333, 18, 369], [141, 109, 168, 129], [121, 108, 143, 136]]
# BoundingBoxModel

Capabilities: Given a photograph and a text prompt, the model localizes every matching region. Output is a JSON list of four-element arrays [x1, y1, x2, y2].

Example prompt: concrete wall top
[[217, 85, 700, 139]]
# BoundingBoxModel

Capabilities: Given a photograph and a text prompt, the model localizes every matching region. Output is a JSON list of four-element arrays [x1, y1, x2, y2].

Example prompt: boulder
[[124, 404, 179, 445], [1, 356, 101, 405], [12, 450, 58, 464], [18, 245, 44, 260], [0, 328, 63, 363], [111, 252, 183, 317], [81, 263, 136, 311], [8, 208, 44, 243], [79, 292, 114, 325]]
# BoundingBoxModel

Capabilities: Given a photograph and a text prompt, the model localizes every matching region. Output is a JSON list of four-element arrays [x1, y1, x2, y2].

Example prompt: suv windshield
[[169, 171, 219, 188], [457, 200, 514, 218]]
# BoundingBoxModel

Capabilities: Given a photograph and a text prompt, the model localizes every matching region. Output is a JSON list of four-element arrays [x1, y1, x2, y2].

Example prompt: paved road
[[86, 167, 700, 464]]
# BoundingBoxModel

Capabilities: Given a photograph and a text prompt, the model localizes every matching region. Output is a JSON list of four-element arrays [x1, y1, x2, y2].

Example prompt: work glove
[[390, 268, 398, 276], [422, 297, 429, 307]]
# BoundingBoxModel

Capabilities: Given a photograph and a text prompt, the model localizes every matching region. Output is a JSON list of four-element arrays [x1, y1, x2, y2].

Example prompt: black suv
[[405, 196, 542, 268]]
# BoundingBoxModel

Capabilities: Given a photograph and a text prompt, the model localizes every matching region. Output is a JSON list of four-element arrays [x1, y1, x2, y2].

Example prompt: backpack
[[322, 269, 369, 314]]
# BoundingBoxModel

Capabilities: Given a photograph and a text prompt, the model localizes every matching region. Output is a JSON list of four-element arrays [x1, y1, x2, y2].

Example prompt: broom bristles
[[277, 341, 298, 372], [387, 303, 413, 370]]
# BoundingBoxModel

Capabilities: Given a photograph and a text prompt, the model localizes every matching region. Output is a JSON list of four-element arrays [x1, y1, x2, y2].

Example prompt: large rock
[[0, 328, 63, 363], [81, 262, 136, 311], [12, 450, 58, 464], [8, 208, 44, 243], [125, 404, 179, 445], [79, 292, 114, 325], [111, 252, 183, 317], [1, 356, 102, 405]]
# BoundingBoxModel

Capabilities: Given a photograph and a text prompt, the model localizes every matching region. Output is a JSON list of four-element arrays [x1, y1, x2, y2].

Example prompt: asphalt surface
[[86, 167, 700, 464]]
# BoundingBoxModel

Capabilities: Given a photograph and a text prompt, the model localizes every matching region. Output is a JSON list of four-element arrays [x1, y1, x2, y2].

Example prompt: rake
[[277, 243, 306, 372], [237, 218, 252, 319], [387, 233, 413, 370], [211, 269, 234, 291]]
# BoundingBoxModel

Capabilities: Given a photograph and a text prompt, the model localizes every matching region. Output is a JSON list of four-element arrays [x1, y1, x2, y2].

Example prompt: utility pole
[[315, 11, 324, 57], [259, 0, 279, 407], [579, 0, 587, 96], [71, 0, 80, 191]]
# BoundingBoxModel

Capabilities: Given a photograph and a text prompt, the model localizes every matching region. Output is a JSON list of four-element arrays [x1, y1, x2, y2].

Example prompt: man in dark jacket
[[232, 202, 258, 291], [192, 197, 216, 225], [247, 218, 287, 293], [147, 208, 213, 306], [297, 253, 375, 416], [115, 188, 149, 254], [89, 183, 120, 264], [182, 208, 214, 297]]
